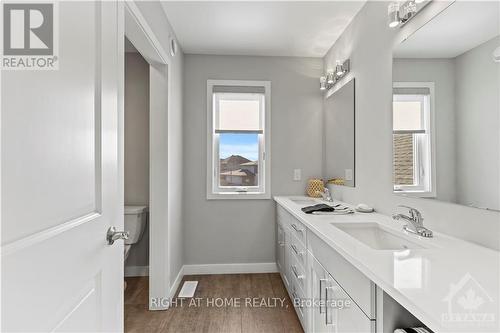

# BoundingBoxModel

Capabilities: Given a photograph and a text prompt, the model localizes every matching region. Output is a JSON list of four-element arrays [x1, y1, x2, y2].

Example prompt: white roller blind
[[214, 92, 263, 133], [393, 94, 427, 134]]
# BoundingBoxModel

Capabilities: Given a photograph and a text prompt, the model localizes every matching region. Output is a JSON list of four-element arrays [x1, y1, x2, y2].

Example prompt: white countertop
[[274, 196, 500, 333]]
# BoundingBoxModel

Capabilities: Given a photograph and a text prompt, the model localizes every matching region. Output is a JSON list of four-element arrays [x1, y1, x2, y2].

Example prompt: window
[[207, 80, 271, 199], [392, 83, 435, 196]]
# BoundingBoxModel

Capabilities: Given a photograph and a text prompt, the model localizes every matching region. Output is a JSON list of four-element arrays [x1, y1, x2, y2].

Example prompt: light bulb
[[335, 61, 344, 76], [326, 71, 335, 84], [388, 2, 400, 28], [319, 76, 327, 90]]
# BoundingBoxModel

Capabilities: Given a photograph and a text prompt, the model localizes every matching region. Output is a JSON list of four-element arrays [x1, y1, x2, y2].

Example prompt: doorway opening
[[123, 1, 171, 312], [123, 37, 150, 288]]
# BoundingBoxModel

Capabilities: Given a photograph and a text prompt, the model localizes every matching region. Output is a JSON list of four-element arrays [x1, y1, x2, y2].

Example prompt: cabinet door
[[326, 274, 374, 333], [309, 253, 335, 333]]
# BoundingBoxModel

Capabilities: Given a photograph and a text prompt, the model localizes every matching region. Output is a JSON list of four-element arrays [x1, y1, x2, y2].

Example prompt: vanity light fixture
[[319, 59, 350, 91], [388, 0, 430, 28]]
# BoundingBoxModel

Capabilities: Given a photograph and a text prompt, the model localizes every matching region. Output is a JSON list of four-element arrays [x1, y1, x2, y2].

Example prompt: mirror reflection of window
[[392, 84, 434, 196], [392, 1, 499, 211]]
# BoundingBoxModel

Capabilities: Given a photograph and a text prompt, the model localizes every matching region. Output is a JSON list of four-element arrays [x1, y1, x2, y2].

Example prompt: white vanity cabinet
[[276, 206, 309, 329], [276, 203, 376, 333]]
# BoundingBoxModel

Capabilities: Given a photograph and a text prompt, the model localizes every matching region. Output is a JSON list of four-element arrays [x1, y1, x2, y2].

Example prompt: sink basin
[[331, 222, 426, 250], [290, 198, 318, 206]]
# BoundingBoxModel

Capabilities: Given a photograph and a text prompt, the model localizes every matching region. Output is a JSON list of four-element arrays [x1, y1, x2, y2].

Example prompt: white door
[[1, 1, 123, 332]]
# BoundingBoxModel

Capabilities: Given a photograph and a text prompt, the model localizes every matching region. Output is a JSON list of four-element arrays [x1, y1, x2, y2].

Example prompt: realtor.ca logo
[[442, 273, 496, 329], [1, 2, 58, 70]]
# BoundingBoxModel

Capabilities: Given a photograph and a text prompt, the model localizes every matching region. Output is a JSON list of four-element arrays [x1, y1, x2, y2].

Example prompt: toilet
[[124, 205, 148, 261]]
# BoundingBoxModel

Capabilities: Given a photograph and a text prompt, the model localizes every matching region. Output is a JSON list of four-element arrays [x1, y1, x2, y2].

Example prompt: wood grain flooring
[[124, 273, 304, 333]]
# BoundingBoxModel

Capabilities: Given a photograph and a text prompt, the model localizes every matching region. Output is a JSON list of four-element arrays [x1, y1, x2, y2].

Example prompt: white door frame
[[123, 1, 171, 310]]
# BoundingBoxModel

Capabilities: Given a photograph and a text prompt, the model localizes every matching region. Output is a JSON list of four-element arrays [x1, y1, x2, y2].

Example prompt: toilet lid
[[124, 205, 147, 215]]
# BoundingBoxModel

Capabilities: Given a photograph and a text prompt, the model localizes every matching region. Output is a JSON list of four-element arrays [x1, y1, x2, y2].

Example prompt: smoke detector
[[494, 46, 500, 63]]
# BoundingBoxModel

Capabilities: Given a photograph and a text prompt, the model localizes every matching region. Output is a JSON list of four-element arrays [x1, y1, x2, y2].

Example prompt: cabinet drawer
[[277, 205, 307, 245], [327, 276, 375, 333], [288, 247, 307, 292], [288, 231, 306, 267], [308, 231, 376, 319]]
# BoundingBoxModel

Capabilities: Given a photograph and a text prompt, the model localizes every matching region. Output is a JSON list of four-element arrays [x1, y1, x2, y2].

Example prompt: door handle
[[107, 226, 129, 245]]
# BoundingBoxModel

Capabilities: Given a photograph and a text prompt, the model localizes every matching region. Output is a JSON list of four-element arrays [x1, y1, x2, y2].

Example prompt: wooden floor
[[125, 273, 304, 333]]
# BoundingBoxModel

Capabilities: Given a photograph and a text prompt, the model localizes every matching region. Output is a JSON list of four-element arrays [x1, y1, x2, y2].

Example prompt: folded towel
[[312, 209, 354, 215], [301, 204, 335, 214], [394, 327, 431, 333]]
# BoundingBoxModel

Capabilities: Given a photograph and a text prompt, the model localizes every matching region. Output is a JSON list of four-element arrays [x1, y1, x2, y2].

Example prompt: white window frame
[[393, 82, 436, 198], [206, 80, 271, 199]]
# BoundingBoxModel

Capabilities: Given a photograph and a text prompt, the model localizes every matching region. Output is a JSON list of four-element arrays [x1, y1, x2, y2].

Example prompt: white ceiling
[[394, 1, 499, 58], [160, 1, 366, 58]]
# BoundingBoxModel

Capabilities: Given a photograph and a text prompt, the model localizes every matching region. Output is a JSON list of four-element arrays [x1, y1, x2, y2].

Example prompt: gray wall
[[455, 36, 500, 209], [392, 58, 456, 203], [183, 55, 323, 265], [323, 1, 500, 250], [124, 52, 150, 268], [135, 1, 184, 284]]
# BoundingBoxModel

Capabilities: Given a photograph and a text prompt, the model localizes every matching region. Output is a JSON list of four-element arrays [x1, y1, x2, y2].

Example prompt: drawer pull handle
[[278, 242, 285, 247], [291, 292, 302, 308], [291, 265, 304, 280], [290, 244, 304, 256], [291, 224, 304, 233], [325, 286, 335, 326]]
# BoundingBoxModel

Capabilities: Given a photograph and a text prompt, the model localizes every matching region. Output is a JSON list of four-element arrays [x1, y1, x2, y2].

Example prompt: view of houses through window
[[219, 133, 259, 187]]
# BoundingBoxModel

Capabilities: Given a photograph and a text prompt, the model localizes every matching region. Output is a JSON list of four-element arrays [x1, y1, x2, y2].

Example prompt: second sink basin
[[290, 198, 318, 206], [331, 222, 426, 250]]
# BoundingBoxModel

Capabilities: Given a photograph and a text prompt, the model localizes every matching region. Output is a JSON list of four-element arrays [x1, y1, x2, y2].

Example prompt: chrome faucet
[[392, 205, 433, 238], [320, 188, 333, 202]]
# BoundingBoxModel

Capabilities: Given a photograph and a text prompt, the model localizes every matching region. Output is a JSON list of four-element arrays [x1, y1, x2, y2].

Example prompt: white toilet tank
[[124, 205, 148, 245]]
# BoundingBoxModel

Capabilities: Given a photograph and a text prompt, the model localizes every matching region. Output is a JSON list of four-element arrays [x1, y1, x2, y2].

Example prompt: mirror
[[392, 2, 500, 211], [324, 78, 355, 187]]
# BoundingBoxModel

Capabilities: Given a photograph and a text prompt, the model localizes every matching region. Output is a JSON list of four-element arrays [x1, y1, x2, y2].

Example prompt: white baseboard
[[169, 265, 185, 299], [125, 265, 149, 277], [183, 262, 278, 275]]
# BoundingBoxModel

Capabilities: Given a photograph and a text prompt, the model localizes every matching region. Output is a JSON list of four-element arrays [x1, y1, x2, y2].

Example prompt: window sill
[[207, 192, 271, 200], [393, 190, 436, 198]]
